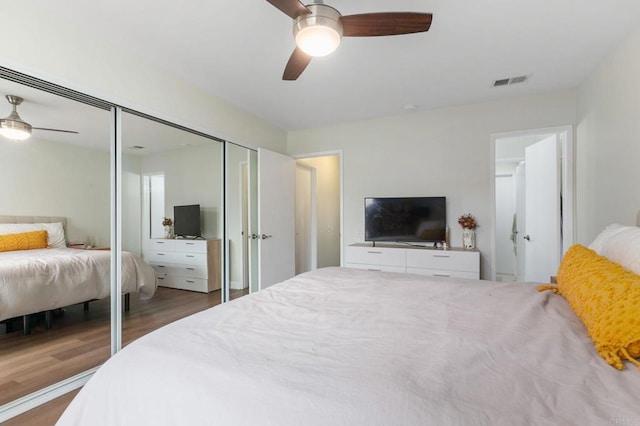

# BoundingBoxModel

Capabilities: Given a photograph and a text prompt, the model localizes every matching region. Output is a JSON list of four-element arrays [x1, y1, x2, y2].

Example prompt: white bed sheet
[[0, 247, 156, 322], [58, 267, 640, 425]]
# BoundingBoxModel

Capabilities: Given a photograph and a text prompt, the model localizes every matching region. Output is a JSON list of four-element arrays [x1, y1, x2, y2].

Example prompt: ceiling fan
[[0, 95, 79, 141], [266, 0, 433, 80]]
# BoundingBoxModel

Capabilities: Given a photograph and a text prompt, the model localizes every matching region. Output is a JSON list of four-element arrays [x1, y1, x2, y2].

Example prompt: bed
[[57, 226, 640, 426], [0, 216, 157, 329]]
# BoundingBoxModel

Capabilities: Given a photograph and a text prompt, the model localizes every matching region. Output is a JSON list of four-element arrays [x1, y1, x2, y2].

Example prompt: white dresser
[[345, 243, 480, 279], [146, 239, 221, 293]]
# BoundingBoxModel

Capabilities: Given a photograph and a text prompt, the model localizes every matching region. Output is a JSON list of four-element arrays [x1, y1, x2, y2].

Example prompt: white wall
[[140, 143, 223, 239], [577, 26, 640, 244], [297, 156, 341, 268], [287, 90, 577, 279], [0, 137, 110, 246], [1, 3, 286, 153]]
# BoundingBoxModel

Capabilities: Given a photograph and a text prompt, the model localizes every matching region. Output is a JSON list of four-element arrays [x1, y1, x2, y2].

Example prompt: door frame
[[295, 162, 318, 273], [489, 125, 574, 281], [292, 150, 344, 267]]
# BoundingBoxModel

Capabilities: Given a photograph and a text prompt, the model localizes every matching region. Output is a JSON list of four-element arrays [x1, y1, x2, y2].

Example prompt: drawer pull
[[186, 255, 195, 258], [367, 268, 382, 272], [157, 265, 166, 268], [156, 241, 164, 244], [186, 280, 195, 283], [157, 253, 165, 256], [367, 251, 382, 254], [433, 255, 450, 258], [157, 277, 165, 280], [434, 273, 450, 277], [186, 267, 195, 271]]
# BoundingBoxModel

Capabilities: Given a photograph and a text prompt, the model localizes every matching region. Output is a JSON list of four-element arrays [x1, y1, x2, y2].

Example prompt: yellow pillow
[[539, 244, 640, 371], [0, 230, 49, 252]]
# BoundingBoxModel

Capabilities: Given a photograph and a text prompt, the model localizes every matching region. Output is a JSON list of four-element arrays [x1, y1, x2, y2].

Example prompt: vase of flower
[[462, 228, 476, 249], [457, 214, 478, 249], [162, 217, 173, 239]]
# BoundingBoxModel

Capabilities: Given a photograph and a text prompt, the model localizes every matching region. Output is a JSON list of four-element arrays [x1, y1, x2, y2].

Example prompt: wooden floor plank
[[0, 287, 221, 407]]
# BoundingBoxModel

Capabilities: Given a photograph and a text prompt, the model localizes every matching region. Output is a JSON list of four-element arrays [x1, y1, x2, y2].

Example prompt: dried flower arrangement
[[162, 217, 173, 227], [457, 214, 478, 230]]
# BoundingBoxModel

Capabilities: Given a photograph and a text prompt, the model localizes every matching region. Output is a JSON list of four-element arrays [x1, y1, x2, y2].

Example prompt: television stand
[[345, 243, 480, 279]]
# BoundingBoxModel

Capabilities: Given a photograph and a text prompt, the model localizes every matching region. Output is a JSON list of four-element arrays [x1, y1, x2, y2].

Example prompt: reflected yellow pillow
[[539, 244, 640, 371], [0, 230, 49, 252]]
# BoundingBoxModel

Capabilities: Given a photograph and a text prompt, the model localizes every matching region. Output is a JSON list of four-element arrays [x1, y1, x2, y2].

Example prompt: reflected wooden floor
[[229, 287, 250, 300], [0, 287, 221, 406]]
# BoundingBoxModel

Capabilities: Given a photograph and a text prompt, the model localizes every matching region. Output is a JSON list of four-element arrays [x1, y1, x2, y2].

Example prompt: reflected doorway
[[225, 143, 258, 302]]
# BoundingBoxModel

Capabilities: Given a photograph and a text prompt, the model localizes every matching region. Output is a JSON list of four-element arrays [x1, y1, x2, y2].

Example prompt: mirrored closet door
[[0, 76, 113, 405], [225, 143, 259, 301], [119, 111, 224, 345]]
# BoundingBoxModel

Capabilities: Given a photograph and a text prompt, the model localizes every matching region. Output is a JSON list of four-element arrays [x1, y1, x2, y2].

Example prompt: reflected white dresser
[[146, 239, 221, 293], [345, 243, 480, 279]]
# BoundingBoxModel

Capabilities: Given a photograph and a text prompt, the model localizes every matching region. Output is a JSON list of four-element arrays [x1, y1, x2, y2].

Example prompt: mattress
[[0, 247, 156, 322], [58, 267, 640, 425]]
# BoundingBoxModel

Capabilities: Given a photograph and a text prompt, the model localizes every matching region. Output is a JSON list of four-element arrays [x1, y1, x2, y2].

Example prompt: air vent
[[493, 75, 529, 87], [130, 145, 145, 150]]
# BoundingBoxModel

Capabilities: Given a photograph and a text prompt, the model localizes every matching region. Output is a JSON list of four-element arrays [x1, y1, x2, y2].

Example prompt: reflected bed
[[0, 216, 157, 330], [58, 267, 640, 425]]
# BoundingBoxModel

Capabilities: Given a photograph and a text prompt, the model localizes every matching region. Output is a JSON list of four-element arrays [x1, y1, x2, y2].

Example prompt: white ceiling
[[9, 1, 640, 132]]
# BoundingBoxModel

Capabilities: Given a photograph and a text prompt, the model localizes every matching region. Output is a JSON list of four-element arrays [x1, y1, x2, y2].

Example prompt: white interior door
[[514, 162, 526, 281], [258, 148, 295, 289], [524, 136, 561, 282]]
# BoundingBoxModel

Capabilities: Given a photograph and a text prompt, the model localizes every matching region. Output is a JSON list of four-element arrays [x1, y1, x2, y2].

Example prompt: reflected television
[[364, 197, 446, 243], [174, 204, 201, 238]]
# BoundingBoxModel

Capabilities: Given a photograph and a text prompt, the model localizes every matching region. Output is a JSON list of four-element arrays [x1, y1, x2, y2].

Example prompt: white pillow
[[588, 223, 640, 275], [0, 222, 67, 248], [588, 223, 629, 253]]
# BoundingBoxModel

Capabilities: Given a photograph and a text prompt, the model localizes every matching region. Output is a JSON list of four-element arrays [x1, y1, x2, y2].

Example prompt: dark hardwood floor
[[0, 286, 221, 416]]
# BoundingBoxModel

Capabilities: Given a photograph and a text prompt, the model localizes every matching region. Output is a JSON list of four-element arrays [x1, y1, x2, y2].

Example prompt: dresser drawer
[[345, 246, 405, 267], [172, 252, 207, 266], [150, 263, 208, 279], [406, 250, 479, 272], [406, 267, 479, 280], [345, 263, 406, 273], [164, 276, 209, 292], [147, 239, 176, 251], [174, 239, 207, 253]]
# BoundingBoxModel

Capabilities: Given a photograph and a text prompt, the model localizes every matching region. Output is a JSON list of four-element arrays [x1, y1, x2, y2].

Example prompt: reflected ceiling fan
[[267, 0, 433, 80], [0, 95, 79, 141]]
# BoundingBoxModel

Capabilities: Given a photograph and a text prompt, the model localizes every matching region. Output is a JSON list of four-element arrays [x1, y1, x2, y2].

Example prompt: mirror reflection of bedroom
[[0, 84, 226, 405], [0, 81, 113, 404]]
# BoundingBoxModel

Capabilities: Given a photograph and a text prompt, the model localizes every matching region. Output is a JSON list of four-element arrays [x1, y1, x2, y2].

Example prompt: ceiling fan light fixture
[[293, 4, 343, 57], [0, 116, 32, 141]]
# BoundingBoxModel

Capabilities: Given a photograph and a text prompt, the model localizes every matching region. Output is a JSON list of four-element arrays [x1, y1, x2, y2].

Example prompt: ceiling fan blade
[[342, 12, 432, 37], [266, 0, 310, 19], [283, 47, 312, 81], [32, 127, 79, 134]]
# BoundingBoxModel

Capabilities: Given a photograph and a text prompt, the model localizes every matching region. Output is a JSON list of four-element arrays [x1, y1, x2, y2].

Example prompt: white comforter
[[58, 267, 640, 425], [0, 247, 156, 321]]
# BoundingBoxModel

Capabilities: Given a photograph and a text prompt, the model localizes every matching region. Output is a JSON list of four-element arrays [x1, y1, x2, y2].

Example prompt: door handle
[[261, 234, 272, 239], [251, 234, 260, 240], [524, 235, 531, 241]]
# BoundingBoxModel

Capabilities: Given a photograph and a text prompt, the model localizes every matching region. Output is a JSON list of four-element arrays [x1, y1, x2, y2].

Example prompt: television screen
[[174, 204, 201, 238], [365, 197, 446, 242]]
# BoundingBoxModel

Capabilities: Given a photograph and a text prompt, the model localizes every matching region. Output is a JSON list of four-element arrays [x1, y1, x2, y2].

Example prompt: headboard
[[0, 216, 68, 242], [0, 216, 67, 228]]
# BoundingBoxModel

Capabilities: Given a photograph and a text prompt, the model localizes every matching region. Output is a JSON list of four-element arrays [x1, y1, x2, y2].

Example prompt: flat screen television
[[173, 204, 201, 238], [365, 197, 446, 243]]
